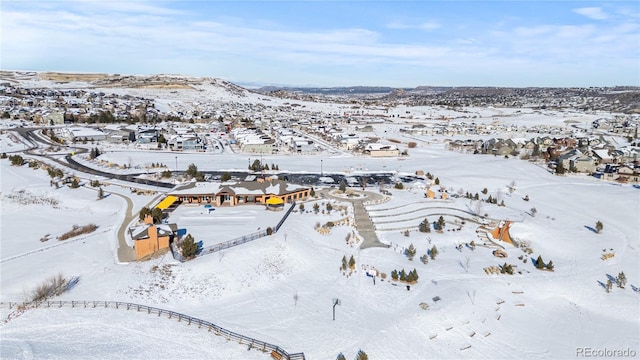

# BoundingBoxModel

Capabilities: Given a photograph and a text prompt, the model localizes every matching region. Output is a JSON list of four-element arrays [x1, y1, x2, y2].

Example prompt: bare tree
[[474, 200, 484, 216]]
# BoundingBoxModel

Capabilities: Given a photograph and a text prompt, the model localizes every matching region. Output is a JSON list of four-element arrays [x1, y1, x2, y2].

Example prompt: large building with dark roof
[[168, 179, 310, 206]]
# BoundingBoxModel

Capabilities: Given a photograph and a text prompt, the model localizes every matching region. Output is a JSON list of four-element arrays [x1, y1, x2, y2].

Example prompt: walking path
[[320, 189, 389, 249]]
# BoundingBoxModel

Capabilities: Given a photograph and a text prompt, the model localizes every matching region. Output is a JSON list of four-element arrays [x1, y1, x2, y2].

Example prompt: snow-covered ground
[[1, 135, 638, 359]]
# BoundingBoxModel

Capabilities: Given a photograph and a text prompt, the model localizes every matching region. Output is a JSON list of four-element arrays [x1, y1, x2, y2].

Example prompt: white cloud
[[386, 21, 440, 30], [573, 7, 609, 20]]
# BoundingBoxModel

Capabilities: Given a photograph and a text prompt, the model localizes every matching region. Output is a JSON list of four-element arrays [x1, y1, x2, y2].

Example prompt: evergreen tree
[[336, 353, 346, 360], [474, 192, 479, 200], [420, 254, 428, 264], [419, 218, 430, 233], [434, 177, 440, 185], [606, 279, 613, 293], [326, 203, 333, 212], [313, 203, 319, 213], [546, 260, 554, 271], [263, 163, 270, 170], [430, 245, 438, 260], [412, 268, 419, 281], [339, 180, 347, 192], [139, 207, 152, 221], [348, 255, 356, 269], [355, 349, 368, 360], [310, 188, 316, 197], [399, 269, 407, 281], [181, 234, 198, 259], [595, 221, 603, 234], [405, 243, 416, 260], [482, 187, 488, 194], [70, 178, 80, 188], [617, 272, 627, 288], [341, 255, 347, 271], [250, 159, 262, 171], [151, 207, 163, 224], [186, 163, 199, 177], [299, 203, 305, 212], [220, 172, 231, 182], [436, 216, 446, 230], [97, 187, 104, 200], [535, 255, 545, 269], [391, 269, 398, 280], [556, 161, 565, 174]]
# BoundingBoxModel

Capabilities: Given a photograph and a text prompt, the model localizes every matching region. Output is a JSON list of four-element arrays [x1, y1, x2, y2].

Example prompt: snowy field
[[1, 135, 639, 360]]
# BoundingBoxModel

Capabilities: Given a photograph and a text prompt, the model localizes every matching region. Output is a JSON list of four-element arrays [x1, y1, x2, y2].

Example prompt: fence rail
[[0, 300, 304, 360], [173, 201, 298, 261]]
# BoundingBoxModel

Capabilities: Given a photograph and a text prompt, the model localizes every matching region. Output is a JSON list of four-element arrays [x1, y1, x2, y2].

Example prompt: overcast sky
[[2, 1, 639, 87]]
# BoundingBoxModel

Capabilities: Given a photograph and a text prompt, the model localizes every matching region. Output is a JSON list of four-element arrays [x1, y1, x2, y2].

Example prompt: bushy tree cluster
[[161, 170, 172, 178], [500, 263, 514, 274], [139, 207, 163, 224], [534, 255, 554, 270], [47, 167, 64, 179], [391, 268, 419, 282], [89, 147, 101, 160], [186, 163, 205, 181], [8, 154, 24, 166], [464, 192, 480, 200]]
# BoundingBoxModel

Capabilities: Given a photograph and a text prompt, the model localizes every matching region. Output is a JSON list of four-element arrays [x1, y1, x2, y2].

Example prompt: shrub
[[407, 142, 417, 148], [394, 182, 404, 189], [58, 224, 97, 240], [266, 227, 273, 235], [325, 221, 335, 228], [30, 273, 69, 302], [9, 154, 24, 166]]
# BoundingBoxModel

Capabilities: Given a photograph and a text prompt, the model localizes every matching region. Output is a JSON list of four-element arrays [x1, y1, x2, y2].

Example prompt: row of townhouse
[[231, 128, 277, 154]]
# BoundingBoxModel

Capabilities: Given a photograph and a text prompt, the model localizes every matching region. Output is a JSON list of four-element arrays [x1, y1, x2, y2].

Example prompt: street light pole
[[175, 156, 177, 171]]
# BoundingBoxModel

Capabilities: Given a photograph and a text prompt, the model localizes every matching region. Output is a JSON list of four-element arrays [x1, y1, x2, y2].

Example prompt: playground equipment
[[489, 221, 514, 246]]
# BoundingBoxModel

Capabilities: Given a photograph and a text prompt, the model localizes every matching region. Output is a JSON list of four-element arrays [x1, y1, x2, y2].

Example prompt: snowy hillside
[[1, 137, 638, 359]]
